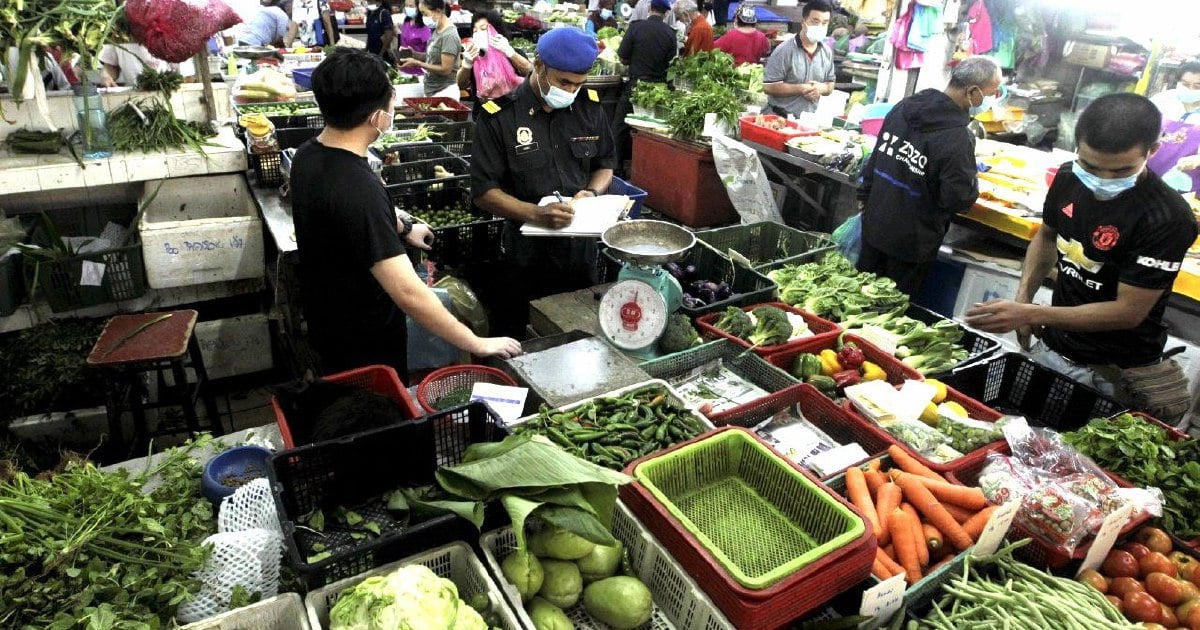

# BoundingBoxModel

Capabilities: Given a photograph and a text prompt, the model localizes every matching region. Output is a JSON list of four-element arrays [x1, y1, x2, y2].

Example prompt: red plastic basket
[[272, 365, 421, 448], [712, 383, 892, 479], [416, 365, 519, 413], [840, 383, 1004, 476], [695, 302, 842, 357], [402, 97, 471, 122], [946, 443, 1152, 569], [763, 333, 923, 387], [620, 427, 877, 628], [738, 115, 818, 152]]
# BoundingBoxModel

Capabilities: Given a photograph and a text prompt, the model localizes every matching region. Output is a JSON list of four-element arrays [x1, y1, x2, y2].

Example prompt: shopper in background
[[711, 0, 730, 27], [856, 56, 1000, 295], [472, 28, 616, 339], [1148, 61, 1200, 194], [676, 0, 713, 57], [399, 0, 461, 97], [397, 0, 433, 75], [364, 0, 396, 56], [457, 11, 532, 112], [715, 5, 769, 66], [238, 0, 295, 46], [629, 0, 677, 28], [762, 0, 834, 117], [98, 44, 197, 87], [293, 48, 521, 374], [585, 0, 619, 36], [965, 93, 1197, 426], [613, 0, 677, 172], [290, 0, 335, 47]]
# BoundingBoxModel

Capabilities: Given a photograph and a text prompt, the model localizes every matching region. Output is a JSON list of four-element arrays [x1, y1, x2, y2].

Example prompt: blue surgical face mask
[[1074, 162, 1141, 200], [373, 110, 394, 137], [968, 86, 997, 116], [539, 72, 577, 109], [423, 15, 437, 27], [405, 7, 417, 17], [1176, 84, 1200, 104], [600, 8, 613, 19]]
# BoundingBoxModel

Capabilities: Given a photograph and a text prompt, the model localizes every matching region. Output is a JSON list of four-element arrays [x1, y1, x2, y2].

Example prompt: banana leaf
[[436, 434, 630, 500]]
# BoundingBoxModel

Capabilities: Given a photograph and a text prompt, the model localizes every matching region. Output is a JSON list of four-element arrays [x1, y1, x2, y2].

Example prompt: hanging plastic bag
[[124, 0, 243, 63], [472, 25, 523, 100], [711, 134, 784, 224], [831, 213, 862, 265]]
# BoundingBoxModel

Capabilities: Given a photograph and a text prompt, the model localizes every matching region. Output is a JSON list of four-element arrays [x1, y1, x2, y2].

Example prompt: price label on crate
[[971, 500, 1019, 557], [858, 572, 905, 629], [1078, 502, 1137, 576]]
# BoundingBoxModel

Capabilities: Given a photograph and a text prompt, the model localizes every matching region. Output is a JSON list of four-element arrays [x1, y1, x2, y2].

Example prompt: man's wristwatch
[[583, 188, 599, 197], [398, 214, 414, 237]]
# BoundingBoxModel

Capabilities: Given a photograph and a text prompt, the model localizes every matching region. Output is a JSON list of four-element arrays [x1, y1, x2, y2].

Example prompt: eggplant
[[715, 282, 733, 300], [687, 280, 707, 294], [664, 262, 685, 280], [684, 265, 697, 279], [699, 280, 721, 294], [681, 295, 706, 309], [699, 288, 717, 304]]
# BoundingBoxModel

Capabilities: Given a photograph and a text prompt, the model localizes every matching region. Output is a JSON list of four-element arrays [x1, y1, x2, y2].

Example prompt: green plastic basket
[[632, 428, 866, 589], [694, 222, 836, 272]]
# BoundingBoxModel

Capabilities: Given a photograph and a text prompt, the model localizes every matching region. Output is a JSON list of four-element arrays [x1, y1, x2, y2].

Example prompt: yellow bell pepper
[[860, 361, 886, 381], [818, 349, 842, 376], [925, 378, 947, 404], [919, 402, 940, 426], [941, 401, 968, 419]]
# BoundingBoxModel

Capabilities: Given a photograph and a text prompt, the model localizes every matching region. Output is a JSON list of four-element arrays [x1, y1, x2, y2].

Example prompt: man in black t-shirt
[[292, 48, 521, 375], [966, 94, 1197, 423]]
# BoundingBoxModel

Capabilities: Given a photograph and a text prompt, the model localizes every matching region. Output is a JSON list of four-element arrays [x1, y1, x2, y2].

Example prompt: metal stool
[[87, 309, 224, 456]]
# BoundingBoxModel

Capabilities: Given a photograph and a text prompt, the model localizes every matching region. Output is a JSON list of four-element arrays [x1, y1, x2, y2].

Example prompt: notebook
[[519, 194, 632, 237]]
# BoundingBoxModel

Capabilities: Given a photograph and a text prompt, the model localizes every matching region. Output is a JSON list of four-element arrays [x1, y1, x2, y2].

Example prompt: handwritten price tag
[[971, 501, 1019, 557], [1078, 503, 1137, 576], [859, 573, 906, 629]]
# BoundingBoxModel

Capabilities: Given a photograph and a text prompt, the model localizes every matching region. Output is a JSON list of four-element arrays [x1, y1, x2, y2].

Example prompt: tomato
[[1181, 581, 1200, 602], [1105, 550, 1143, 578], [1080, 568, 1110, 594], [1187, 604, 1200, 630], [1125, 543, 1154, 560], [1107, 594, 1125, 615], [1126, 591, 1164, 624], [1179, 597, 1200, 621], [1162, 602, 1180, 628], [1144, 552, 1180, 579], [1148, 572, 1188, 606], [1171, 551, 1196, 573], [1182, 562, 1200, 585], [1137, 527, 1176, 555], [1111, 576, 1147, 599]]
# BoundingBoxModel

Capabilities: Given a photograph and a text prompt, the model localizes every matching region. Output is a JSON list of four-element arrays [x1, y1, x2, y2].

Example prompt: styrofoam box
[[194, 313, 274, 380], [139, 174, 265, 289]]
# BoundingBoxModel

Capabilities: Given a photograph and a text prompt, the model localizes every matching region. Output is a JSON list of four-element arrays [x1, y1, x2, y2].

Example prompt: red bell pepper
[[833, 369, 862, 390], [837, 344, 865, 370]]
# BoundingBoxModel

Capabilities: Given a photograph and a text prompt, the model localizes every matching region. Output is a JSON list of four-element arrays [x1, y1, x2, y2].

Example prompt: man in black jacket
[[857, 56, 1001, 295]]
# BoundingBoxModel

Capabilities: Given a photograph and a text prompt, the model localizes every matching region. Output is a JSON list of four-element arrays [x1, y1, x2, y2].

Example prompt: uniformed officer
[[471, 27, 617, 338]]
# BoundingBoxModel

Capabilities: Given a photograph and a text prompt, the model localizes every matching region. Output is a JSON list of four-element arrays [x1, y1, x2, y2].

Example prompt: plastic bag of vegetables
[[124, 0, 242, 63], [329, 564, 488, 630]]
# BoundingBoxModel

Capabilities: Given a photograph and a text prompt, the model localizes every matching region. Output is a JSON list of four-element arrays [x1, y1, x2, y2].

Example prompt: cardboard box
[[1063, 40, 1113, 69]]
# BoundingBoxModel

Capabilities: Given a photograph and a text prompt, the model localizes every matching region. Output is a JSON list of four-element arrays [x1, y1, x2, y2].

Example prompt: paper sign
[[470, 382, 529, 426], [80, 260, 106, 287], [725, 248, 753, 268], [859, 572, 906, 629], [971, 500, 1019, 557], [1078, 503, 1137, 575]]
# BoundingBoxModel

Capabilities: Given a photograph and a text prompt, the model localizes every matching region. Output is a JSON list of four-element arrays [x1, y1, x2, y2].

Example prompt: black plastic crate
[[249, 127, 322, 187], [381, 156, 471, 193], [374, 120, 475, 158], [905, 304, 1002, 374], [234, 102, 324, 129], [380, 144, 454, 163], [269, 401, 508, 589], [938, 352, 1125, 431], [597, 239, 776, 318], [390, 186, 504, 266], [694, 221, 836, 272], [0, 214, 36, 317], [22, 210, 147, 313]]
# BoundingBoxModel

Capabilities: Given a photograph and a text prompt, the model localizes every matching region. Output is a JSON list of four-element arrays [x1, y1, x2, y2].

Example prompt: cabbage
[[329, 564, 486, 630]]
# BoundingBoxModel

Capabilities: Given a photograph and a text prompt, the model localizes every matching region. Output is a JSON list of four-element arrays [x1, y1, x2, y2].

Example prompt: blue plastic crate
[[610, 176, 648, 218], [292, 67, 316, 91]]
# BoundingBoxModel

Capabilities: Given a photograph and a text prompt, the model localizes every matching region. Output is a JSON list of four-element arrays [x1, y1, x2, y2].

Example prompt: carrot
[[889, 508, 922, 585], [874, 482, 902, 547], [923, 522, 944, 558], [942, 502, 975, 525], [876, 546, 904, 577], [888, 445, 943, 480], [928, 554, 955, 573], [901, 503, 928, 566], [912, 475, 988, 510], [872, 556, 893, 580], [863, 470, 886, 497], [866, 458, 882, 472], [846, 466, 881, 537], [894, 472, 973, 551], [962, 505, 998, 542]]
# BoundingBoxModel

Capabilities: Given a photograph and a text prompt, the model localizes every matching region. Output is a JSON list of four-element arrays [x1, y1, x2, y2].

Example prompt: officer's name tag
[[515, 143, 540, 155]]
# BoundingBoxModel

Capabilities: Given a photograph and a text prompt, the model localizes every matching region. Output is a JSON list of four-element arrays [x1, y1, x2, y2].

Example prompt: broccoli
[[659, 313, 702, 354], [748, 306, 792, 347], [714, 306, 754, 340]]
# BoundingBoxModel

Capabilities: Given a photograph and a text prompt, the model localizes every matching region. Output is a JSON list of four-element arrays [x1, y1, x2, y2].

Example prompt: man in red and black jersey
[[965, 93, 1198, 425]]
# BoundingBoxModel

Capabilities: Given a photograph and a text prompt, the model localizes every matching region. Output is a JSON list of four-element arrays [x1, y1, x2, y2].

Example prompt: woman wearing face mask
[[398, 0, 461, 97], [457, 12, 532, 114], [1148, 61, 1200, 194], [396, 0, 432, 74], [585, 0, 618, 37]]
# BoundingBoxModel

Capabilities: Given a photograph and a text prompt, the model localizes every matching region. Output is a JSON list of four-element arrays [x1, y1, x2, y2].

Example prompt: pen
[[553, 190, 566, 205]]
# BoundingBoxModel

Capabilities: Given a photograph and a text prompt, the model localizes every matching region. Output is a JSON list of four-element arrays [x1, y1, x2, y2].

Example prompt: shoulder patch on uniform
[[481, 100, 502, 114], [587, 89, 600, 103]]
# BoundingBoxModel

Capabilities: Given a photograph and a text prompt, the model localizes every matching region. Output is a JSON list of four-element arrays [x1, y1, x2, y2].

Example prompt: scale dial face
[[599, 279, 669, 351]]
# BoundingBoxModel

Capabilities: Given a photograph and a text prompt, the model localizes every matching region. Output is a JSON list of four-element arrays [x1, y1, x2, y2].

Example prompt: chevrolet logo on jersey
[[1057, 236, 1103, 274]]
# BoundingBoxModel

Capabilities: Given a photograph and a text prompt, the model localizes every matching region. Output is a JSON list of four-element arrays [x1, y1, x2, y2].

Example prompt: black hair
[[1180, 61, 1200, 77], [311, 48, 393, 130], [472, 9, 508, 37], [1075, 93, 1162, 155], [802, 0, 832, 19], [420, 0, 447, 15]]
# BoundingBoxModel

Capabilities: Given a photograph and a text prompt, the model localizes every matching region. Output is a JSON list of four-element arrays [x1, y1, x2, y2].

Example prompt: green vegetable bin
[[387, 186, 504, 266], [695, 221, 835, 273], [621, 427, 876, 628]]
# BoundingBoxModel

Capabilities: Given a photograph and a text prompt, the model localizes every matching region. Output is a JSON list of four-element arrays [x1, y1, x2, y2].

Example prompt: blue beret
[[536, 27, 599, 74], [651, 0, 673, 12]]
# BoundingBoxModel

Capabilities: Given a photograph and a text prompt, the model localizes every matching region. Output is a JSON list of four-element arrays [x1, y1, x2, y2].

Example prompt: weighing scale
[[597, 220, 696, 359]]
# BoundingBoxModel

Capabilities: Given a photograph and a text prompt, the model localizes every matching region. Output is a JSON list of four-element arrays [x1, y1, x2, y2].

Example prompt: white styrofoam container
[[139, 174, 265, 289], [180, 593, 309, 630], [194, 313, 274, 380]]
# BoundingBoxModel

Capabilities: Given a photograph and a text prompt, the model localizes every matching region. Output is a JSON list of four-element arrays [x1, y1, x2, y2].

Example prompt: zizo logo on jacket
[[878, 132, 927, 176], [1136, 255, 1182, 272]]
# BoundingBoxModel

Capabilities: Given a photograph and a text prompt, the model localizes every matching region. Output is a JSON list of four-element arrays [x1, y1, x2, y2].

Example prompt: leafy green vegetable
[[1064, 413, 1200, 538], [748, 305, 791, 347], [596, 26, 620, 40], [665, 82, 742, 141], [631, 81, 672, 115], [714, 306, 754, 339]]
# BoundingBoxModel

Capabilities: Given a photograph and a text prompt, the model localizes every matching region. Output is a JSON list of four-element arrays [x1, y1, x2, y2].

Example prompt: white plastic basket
[[480, 502, 733, 630], [304, 541, 523, 630], [180, 593, 309, 630]]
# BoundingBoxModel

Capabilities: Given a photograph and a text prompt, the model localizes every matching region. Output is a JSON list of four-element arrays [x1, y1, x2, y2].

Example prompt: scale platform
[[499, 333, 651, 410]]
